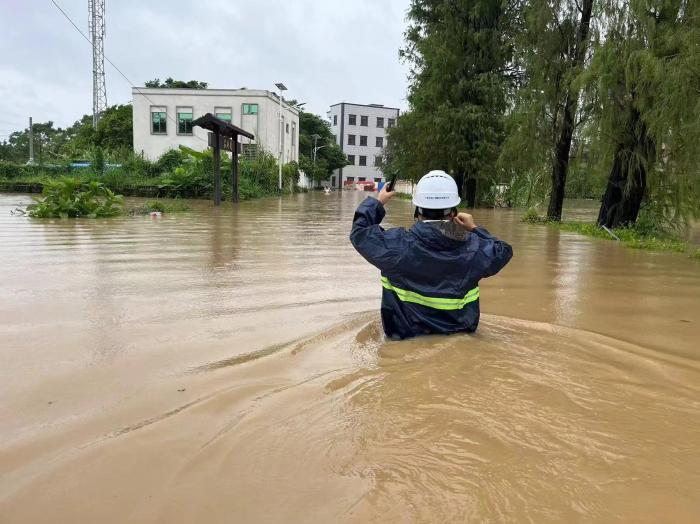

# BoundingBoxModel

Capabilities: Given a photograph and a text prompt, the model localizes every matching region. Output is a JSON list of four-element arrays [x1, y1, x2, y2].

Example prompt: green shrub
[[155, 149, 186, 174], [0, 161, 25, 178], [128, 199, 189, 215], [522, 207, 548, 223], [27, 178, 123, 218]]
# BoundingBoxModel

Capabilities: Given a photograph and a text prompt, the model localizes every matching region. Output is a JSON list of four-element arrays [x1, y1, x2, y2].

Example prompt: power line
[[49, 0, 209, 145]]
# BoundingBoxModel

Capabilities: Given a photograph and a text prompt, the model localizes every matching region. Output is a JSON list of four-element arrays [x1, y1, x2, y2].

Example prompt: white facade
[[132, 87, 299, 161], [328, 102, 400, 189]]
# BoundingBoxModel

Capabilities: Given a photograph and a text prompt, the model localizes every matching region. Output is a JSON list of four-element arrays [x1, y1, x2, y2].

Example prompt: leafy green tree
[[394, 0, 515, 206], [588, 0, 700, 228], [501, 0, 595, 219], [297, 111, 347, 185], [94, 104, 133, 151], [144, 78, 208, 89]]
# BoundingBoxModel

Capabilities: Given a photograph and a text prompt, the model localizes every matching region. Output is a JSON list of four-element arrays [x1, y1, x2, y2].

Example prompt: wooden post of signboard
[[213, 130, 222, 206], [231, 140, 239, 204]]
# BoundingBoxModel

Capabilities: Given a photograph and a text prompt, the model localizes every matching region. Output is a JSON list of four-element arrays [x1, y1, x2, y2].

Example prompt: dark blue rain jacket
[[350, 197, 513, 339]]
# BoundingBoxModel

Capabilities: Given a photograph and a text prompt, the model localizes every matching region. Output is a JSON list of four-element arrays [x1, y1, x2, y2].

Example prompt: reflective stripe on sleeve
[[380, 277, 479, 310]]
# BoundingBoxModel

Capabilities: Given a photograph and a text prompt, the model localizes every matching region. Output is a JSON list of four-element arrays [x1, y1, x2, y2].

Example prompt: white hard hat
[[412, 170, 461, 209]]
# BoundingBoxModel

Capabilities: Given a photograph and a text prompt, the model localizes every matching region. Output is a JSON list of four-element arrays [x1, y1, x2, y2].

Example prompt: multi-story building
[[132, 87, 299, 161], [328, 102, 400, 189]]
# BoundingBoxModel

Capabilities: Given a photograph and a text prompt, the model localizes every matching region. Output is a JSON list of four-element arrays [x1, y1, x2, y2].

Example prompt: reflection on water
[[1, 192, 699, 523]]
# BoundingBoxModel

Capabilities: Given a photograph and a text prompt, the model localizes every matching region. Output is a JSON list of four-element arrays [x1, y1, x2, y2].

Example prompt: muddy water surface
[[1, 192, 699, 523]]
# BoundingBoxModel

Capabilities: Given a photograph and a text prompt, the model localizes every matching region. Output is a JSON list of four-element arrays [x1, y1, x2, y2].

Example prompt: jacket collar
[[409, 221, 477, 251]]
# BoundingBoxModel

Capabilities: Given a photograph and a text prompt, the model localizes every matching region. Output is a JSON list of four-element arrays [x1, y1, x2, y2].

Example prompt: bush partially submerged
[[27, 178, 123, 218], [522, 208, 548, 223], [128, 199, 189, 215]]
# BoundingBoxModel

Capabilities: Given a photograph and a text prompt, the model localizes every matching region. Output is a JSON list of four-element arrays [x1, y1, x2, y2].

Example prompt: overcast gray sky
[[0, 0, 411, 138]]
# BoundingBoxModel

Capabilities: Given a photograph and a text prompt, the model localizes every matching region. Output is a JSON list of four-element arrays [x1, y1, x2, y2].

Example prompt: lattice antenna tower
[[88, 0, 107, 127]]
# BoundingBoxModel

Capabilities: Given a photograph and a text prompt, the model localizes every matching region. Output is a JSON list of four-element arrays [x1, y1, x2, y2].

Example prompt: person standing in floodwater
[[350, 170, 513, 340]]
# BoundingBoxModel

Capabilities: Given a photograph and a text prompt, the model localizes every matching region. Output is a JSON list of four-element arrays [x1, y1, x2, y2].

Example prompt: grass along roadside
[[523, 208, 700, 260]]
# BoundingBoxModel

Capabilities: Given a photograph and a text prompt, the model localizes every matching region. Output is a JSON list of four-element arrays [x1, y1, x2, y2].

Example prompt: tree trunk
[[546, 0, 593, 221], [597, 108, 653, 229], [597, 150, 647, 228], [463, 176, 477, 208]]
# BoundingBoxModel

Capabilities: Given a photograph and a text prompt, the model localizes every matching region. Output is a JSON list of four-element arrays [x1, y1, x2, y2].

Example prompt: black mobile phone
[[387, 173, 398, 192]]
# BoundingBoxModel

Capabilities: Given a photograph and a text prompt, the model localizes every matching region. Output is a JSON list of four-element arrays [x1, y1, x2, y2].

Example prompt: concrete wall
[[132, 87, 299, 161], [328, 102, 400, 189]]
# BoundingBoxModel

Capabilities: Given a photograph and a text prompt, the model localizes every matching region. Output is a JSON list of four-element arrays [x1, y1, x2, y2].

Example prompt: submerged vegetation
[[127, 199, 190, 215], [27, 179, 123, 218], [2, 146, 300, 204], [523, 209, 698, 258]]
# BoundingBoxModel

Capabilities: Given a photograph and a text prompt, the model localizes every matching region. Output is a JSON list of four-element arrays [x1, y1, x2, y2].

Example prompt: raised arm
[[349, 191, 403, 273]]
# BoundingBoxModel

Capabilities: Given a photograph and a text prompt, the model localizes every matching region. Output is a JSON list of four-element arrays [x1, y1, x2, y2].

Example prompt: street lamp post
[[274, 82, 287, 193]]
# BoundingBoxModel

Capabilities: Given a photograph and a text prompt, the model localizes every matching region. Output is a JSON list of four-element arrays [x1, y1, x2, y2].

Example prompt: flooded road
[[1, 191, 699, 523]]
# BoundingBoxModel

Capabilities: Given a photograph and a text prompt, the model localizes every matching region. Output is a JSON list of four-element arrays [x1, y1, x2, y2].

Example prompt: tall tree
[[397, 0, 514, 206], [297, 111, 347, 185], [590, 0, 700, 228], [546, 0, 594, 220]]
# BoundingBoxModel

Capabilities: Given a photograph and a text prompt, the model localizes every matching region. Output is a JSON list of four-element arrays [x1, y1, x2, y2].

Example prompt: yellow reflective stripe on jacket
[[380, 277, 479, 310]]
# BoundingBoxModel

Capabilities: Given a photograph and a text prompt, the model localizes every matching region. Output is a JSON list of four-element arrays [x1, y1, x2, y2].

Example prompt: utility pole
[[274, 83, 287, 193], [88, 0, 107, 128], [28, 117, 34, 165]]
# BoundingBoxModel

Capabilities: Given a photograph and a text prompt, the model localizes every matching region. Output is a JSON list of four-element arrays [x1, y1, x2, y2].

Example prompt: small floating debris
[[150, 211, 162, 218]]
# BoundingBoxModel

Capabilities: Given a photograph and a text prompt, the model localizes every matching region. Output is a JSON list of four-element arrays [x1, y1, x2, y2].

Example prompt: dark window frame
[[375, 136, 384, 148], [348, 134, 356, 145], [387, 118, 396, 128], [376, 117, 384, 128], [333, 114, 338, 125], [359, 155, 367, 166], [150, 107, 167, 135], [359, 135, 367, 146], [360, 115, 368, 126], [348, 114, 357, 125], [176, 106, 194, 136], [347, 154, 355, 165]]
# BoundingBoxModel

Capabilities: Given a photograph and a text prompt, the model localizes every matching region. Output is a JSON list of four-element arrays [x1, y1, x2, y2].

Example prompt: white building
[[132, 87, 299, 161], [328, 102, 400, 189]]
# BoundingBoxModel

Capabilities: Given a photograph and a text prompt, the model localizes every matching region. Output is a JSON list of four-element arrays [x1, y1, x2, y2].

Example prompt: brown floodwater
[[1, 191, 699, 523]]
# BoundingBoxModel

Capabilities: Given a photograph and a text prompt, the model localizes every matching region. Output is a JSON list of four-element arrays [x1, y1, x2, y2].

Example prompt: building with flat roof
[[328, 102, 400, 189], [132, 87, 299, 161]]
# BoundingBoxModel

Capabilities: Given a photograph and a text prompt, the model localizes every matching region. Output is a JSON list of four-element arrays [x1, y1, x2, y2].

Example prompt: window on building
[[347, 176, 355, 182], [375, 136, 384, 148], [177, 109, 193, 135], [348, 114, 357, 125], [292, 122, 297, 146], [151, 109, 167, 134], [359, 155, 367, 166], [360, 135, 367, 146], [242, 103, 258, 115], [360, 115, 368, 126], [333, 114, 338, 125], [358, 177, 366, 182], [215, 107, 232, 122], [333, 134, 337, 143], [376, 117, 384, 128], [388, 118, 396, 128], [347, 154, 355, 165], [374, 155, 382, 167], [374, 177, 382, 183], [286, 123, 290, 133], [348, 134, 356, 145]]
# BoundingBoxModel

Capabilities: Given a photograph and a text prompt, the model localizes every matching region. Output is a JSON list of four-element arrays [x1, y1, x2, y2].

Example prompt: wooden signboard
[[208, 132, 241, 153]]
